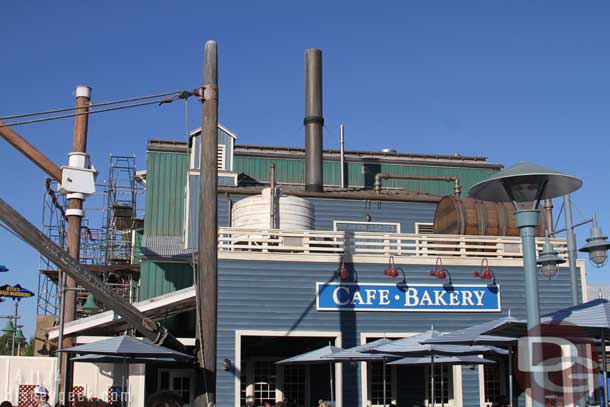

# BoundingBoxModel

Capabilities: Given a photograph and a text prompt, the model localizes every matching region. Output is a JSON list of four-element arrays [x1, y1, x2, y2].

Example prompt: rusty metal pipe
[[374, 173, 461, 197]]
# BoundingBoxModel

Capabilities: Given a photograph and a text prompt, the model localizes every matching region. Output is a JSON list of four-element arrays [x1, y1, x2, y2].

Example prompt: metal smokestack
[[304, 48, 324, 192]]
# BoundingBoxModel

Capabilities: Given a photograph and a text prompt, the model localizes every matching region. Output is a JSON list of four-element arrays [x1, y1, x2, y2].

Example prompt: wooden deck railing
[[217, 228, 568, 260]]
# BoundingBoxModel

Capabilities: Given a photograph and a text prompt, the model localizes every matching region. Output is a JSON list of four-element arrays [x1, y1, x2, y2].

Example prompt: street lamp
[[536, 238, 566, 279], [2, 320, 15, 335], [470, 162, 582, 407], [14, 328, 25, 356], [579, 214, 610, 268]]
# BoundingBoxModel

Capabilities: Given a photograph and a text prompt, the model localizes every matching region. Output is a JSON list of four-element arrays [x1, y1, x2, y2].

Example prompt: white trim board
[[234, 330, 342, 407]]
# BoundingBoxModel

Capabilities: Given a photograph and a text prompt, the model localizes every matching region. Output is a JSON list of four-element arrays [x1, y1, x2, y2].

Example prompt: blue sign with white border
[[316, 282, 500, 312]]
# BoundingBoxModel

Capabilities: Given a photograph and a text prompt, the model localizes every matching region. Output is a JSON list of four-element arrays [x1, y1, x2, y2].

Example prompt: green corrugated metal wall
[[140, 150, 191, 301], [234, 156, 498, 196], [144, 151, 188, 235]]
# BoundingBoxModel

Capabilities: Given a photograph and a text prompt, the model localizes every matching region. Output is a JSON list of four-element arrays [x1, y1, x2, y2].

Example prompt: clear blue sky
[[1, 1, 609, 338]]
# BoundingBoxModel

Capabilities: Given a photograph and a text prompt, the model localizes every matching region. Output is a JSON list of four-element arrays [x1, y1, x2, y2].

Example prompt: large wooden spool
[[433, 196, 545, 236]]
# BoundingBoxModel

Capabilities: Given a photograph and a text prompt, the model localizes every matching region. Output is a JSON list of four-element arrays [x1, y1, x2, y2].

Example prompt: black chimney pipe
[[304, 49, 323, 192]]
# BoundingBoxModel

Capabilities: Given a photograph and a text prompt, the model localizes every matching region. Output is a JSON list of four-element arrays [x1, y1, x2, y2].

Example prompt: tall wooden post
[[197, 41, 218, 406], [60, 85, 91, 402]]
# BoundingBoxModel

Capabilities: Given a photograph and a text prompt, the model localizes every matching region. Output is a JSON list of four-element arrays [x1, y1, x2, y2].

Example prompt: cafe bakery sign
[[316, 282, 500, 312]]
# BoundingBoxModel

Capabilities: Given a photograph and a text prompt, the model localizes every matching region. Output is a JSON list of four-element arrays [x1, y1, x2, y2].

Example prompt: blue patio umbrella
[[60, 335, 194, 359], [370, 329, 507, 407], [68, 341, 192, 407], [322, 339, 397, 407], [276, 344, 342, 405], [387, 354, 496, 366], [482, 299, 610, 405], [71, 354, 186, 364], [423, 313, 522, 407], [371, 329, 509, 357]]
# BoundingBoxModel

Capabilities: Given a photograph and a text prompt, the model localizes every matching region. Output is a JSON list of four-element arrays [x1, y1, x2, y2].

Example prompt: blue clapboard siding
[[215, 258, 579, 407], [186, 191, 437, 248], [461, 366, 481, 406]]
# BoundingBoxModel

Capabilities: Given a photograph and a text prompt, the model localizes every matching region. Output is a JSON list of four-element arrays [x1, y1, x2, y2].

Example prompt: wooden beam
[[0, 119, 62, 181]]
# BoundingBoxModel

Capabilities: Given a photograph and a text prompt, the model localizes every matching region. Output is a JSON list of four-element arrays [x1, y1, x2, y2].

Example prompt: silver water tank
[[232, 188, 315, 230]]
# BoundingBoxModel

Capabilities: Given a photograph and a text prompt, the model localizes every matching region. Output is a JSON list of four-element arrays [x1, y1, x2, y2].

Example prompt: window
[[483, 364, 501, 405], [369, 362, 392, 407], [157, 370, 194, 407], [254, 360, 277, 406], [426, 365, 452, 405], [283, 365, 306, 407]]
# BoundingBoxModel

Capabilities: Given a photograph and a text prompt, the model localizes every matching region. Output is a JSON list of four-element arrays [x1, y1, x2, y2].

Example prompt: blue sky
[[1, 1, 609, 337]]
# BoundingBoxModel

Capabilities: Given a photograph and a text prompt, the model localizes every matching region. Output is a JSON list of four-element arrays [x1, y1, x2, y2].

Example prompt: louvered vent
[[415, 222, 435, 234]]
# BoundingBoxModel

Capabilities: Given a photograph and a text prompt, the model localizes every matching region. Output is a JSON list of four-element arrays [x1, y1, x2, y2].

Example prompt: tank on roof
[[232, 188, 315, 230]]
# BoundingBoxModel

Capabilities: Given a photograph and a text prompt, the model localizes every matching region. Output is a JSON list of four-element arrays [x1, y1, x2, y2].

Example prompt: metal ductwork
[[374, 173, 462, 197], [304, 49, 324, 192]]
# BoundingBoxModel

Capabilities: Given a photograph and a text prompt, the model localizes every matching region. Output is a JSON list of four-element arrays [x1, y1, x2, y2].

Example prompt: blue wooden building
[[53, 125, 586, 407]]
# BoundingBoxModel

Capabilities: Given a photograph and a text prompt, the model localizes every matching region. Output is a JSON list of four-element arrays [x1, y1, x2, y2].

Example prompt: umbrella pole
[[508, 347, 514, 407], [383, 360, 387, 407], [440, 363, 444, 407], [430, 354, 435, 407], [329, 362, 335, 406], [603, 329, 608, 407]]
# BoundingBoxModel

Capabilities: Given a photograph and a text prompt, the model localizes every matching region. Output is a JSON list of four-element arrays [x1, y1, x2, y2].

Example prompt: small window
[[415, 222, 435, 234]]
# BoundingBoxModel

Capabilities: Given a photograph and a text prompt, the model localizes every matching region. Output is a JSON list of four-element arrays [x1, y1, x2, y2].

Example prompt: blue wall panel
[[187, 193, 437, 247], [215, 258, 578, 407]]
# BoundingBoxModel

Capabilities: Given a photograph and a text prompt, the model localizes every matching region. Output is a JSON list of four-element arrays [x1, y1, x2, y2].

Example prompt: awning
[[48, 286, 195, 340], [140, 234, 193, 261]]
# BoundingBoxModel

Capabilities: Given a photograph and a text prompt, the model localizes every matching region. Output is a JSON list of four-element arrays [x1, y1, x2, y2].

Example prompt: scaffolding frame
[[36, 155, 143, 320]]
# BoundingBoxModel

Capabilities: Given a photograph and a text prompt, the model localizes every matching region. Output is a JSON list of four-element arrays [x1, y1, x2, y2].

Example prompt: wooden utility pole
[[59, 85, 91, 402], [196, 40, 218, 407]]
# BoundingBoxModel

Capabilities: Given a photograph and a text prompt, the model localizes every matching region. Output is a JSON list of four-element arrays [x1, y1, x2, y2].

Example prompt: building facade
[[50, 125, 586, 407]]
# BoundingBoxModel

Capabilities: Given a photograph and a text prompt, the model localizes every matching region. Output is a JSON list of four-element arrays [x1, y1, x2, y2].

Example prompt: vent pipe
[[304, 49, 324, 192], [340, 124, 345, 189]]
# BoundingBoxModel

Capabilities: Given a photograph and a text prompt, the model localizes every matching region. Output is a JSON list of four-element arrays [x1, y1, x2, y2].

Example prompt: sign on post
[[0, 284, 35, 300]]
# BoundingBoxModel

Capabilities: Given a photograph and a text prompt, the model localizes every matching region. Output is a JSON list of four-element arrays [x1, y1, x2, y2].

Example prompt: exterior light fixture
[[223, 358, 233, 372], [81, 294, 100, 315], [579, 214, 610, 268], [536, 238, 565, 279], [2, 320, 15, 335], [430, 258, 452, 284], [337, 258, 349, 280], [383, 256, 399, 278], [473, 258, 496, 284]]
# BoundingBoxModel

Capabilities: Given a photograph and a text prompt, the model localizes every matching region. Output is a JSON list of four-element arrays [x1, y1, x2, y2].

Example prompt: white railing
[[217, 227, 568, 260]]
